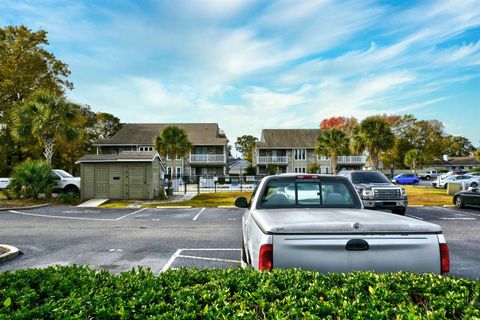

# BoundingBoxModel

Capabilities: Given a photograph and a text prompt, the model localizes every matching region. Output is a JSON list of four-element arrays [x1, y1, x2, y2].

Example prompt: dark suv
[[338, 170, 408, 215]]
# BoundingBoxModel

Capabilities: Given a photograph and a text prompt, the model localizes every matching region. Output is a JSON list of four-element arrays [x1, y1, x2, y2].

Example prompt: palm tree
[[153, 126, 192, 180], [404, 149, 421, 172], [315, 129, 350, 175], [13, 90, 81, 165], [351, 116, 395, 170]]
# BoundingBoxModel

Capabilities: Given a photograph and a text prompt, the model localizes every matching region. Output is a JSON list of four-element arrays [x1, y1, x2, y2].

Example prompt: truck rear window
[[260, 178, 358, 208]]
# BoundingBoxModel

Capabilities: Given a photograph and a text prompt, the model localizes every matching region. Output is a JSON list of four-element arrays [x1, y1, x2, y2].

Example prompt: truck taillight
[[440, 243, 450, 274], [259, 244, 273, 271]]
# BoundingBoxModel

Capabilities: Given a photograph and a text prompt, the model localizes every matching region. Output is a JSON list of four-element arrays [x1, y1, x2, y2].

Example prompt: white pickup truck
[[0, 169, 80, 193], [236, 174, 450, 274]]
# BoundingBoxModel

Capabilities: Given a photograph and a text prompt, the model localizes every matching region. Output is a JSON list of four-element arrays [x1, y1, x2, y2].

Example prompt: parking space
[[1, 205, 479, 278]]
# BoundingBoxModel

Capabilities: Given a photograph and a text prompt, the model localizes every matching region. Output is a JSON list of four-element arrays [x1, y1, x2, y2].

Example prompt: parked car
[[392, 173, 420, 185], [433, 174, 479, 189], [338, 170, 407, 215], [419, 170, 439, 180], [453, 187, 480, 209], [0, 169, 80, 193], [235, 174, 449, 274]]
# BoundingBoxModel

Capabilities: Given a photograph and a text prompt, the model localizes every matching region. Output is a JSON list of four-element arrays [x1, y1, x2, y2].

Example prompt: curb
[[0, 203, 51, 211], [217, 206, 236, 208], [409, 205, 424, 207], [0, 244, 21, 263], [443, 205, 455, 208]]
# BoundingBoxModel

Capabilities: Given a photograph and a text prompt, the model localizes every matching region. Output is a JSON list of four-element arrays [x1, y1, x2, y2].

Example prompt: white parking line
[[192, 208, 206, 221], [161, 248, 242, 272], [177, 254, 241, 264], [8, 210, 114, 221], [435, 206, 480, 218], [115, 208, 147, 221], [161, 249, 182, 272]]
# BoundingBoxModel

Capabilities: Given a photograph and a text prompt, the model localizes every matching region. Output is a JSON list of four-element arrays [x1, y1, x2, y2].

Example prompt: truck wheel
[[455, 196, 464, 208], [425, 175, 431, 180], [471, 182, 478, 188], [392, 208, 406, 215], [64, 185, 79, 194]]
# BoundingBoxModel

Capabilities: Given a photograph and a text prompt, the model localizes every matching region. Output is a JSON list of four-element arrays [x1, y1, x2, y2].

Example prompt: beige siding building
[[93, 123, 229, 180], [253, 129, 366, 175]]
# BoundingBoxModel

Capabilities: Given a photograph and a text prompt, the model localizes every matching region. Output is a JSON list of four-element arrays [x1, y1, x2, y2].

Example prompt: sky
[[1, 0, 479, 154]]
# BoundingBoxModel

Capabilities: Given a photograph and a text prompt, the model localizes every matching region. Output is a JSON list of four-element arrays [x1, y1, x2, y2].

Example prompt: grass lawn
[[142, 192, 253, 208], [404, 186, 452, 206], [0, 197, 53, 209]]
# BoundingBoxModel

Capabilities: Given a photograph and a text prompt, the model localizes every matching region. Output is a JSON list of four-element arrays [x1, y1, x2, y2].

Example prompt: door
[[126, 164, 146, 199], [94, 166, 109, 198]]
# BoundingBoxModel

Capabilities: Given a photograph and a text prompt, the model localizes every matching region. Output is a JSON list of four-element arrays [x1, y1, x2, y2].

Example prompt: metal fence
[[170, 175, 264, 194]]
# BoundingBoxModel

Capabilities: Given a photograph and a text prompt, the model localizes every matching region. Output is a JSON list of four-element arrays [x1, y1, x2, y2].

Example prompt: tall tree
[[13, 91, 81, 165], [320, 116, 358, 134], [315, 129, 350, 175], [442, 135, 476, 157], [0, 25, 72, 174], [235, 135, 258, 162], [352, 116, 395, 170], [153, 126, 192, 180], [93, 112, 124, 139]]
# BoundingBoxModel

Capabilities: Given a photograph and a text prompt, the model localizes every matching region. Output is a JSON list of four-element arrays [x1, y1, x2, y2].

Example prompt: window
[[176, 167, 182, 177], [351, 172, 390, 184], [166, 154, 181, 160], [167, 167, 172, 176], [317, 156, 329, 161], [260, 178, 357, 208], [294, 167, 306, 173], [294, 149, 306, 160], [138, 146, 153, 151]]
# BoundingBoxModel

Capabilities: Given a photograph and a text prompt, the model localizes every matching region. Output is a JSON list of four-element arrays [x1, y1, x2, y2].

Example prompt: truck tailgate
[[273, 234, 441, 273]]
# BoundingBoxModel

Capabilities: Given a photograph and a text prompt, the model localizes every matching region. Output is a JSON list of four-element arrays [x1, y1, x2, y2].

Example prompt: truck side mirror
[[235, 197, 249, 208]]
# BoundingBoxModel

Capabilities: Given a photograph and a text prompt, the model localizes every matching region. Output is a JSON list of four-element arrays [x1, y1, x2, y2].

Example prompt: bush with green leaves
[[58, 191, 80, 204], [0, 266, 479, 319], [7, 160, 57, 199]]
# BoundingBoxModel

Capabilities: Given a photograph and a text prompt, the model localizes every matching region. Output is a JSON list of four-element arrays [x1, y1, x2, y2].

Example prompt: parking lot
[[1, 205, 479, 279]]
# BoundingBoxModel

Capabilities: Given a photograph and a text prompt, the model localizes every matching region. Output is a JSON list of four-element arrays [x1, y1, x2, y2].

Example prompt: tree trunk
[[43, 137, 55, 165], [331, 154, 338, 175], [370, 152, 379, 170]]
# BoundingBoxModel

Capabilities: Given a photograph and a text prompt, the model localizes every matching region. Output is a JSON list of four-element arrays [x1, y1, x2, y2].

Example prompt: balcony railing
[[257, 156, 288, 164], [337, 156, 367, 164], [190, 154, 226, 163]]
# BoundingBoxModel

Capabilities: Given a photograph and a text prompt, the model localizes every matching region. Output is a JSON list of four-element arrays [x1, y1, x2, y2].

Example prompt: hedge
[[1, 266, 479, 319]]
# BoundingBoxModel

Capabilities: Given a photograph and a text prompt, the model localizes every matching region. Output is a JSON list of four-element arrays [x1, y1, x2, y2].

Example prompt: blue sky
[[1, 0, 479, 152]]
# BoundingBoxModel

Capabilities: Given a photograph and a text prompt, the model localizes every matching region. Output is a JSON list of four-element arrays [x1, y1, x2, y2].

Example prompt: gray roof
[[93, 123, 228, 146], [446, 156, 480, 165], [78, 151, 161, 162], [257, 129, 321, 148], [228, 159, 251, 169]]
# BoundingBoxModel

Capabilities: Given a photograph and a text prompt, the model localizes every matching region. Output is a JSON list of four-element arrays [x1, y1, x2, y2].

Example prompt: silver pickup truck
[[235, 174, 449, 274]]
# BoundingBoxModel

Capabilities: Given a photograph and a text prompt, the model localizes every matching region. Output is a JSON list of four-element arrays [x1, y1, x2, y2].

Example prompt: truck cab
[[338, 170, 407, 215]]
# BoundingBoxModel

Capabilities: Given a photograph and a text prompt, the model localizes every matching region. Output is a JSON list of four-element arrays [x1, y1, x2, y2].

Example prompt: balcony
[[337, 156, 367, 164], [190, 154, 226, 163], [257, 156, 288, 164]]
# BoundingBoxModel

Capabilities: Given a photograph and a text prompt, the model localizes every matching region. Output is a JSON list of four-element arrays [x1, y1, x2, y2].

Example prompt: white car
[[0, 169, 80, 193], [433, 174, 479, 189]]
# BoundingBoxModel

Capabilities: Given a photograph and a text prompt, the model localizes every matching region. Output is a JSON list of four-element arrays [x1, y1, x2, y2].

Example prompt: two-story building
[[93, 123, 228, 179], [253, 129, 366, 175]]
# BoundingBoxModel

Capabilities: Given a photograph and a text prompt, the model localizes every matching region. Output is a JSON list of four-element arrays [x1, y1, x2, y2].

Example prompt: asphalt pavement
[[0, 205, 479, 279]]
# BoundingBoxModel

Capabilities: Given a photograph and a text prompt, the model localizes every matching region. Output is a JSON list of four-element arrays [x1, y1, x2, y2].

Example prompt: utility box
[[78, 151, 165, 200], [446, 182, 462, 195]]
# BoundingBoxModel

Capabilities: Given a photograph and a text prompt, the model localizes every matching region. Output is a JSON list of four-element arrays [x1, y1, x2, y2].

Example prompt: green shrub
[[58, 192, 79, 204], [470, 167, 480, 173], [7, 160, 57, 199], [0, 266, 479, 319], [308, 163, 320, 174], [245, 165, 256, 176]]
